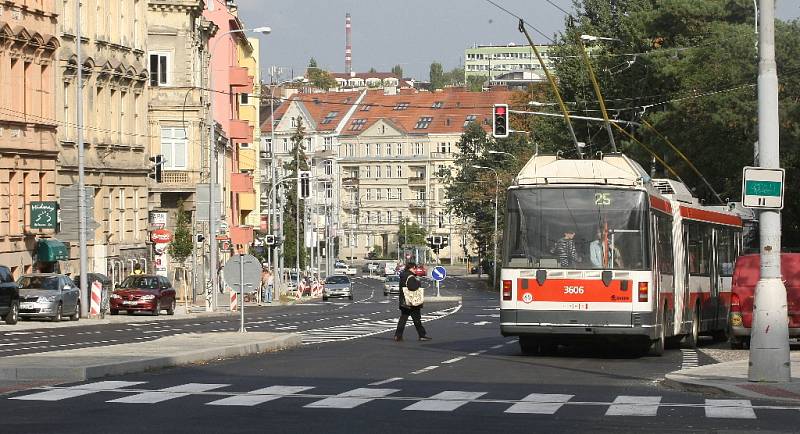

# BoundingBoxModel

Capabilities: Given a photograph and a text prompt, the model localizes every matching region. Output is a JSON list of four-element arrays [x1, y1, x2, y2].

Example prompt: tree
[[397, 219, 427, 246], [282, 118, 310, 269], [307, 67, 337, 90], [308, 57, 317, 68], [444, 67, 465, 86], [167, 199, 193, 264], [467, 75, 486, 92], [429, 62, 445, 90], [391, 64, 403, 78], [368, 67, 377, 73]]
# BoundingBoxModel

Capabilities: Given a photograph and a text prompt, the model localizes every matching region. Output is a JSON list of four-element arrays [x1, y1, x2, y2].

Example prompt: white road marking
[[206, 386, 313, 406], [304, 388, 399, 409], [472, 321, 491, 326], [108, 383, 229, 404], [490, 344, 504, 349], [368, 377, 403, 386], [403, 391, 486, 412], [0, 340, 49, 347], [441, 357, 466, 364], [705, 399, 757, 419], [505, 393, 574, 414], [11, 381, 145, 401], [606, 396, 662, 416], [410, 366, 439, 375]]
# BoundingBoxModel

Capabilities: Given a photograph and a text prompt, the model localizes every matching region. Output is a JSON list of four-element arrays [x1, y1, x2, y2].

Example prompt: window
[[374, 143, 381, 157], [385, 143, 392, 156], [365, 166, 371, 178], [464, 114, 477, 127], [324, 160, 333, 176], [716, 229, 735, 277], [396, 188, 403, 201], [376, 189, 382, 201], [385, 189, 391, 201], [160, 127, 187, 169], [365, 189, 372, 201], [397, 165, 403, 178], [437, 142, 451, 153], [687, 224, 711, 275], [240, 93, 249, 104], [321, 111, 338, 124], [350, 119, 367, 131], [432, 101, 444, 109], [324, 136, 333, 147], [413, 143, 423, 155], [282, 138, 289, 152], [656, 214, 674, 275], [386, 165, 392, 178], [148, 52, 169, 86], [393, 102, 409, 110], [415, 116, 433, 129], [375, 166, 382, 178]]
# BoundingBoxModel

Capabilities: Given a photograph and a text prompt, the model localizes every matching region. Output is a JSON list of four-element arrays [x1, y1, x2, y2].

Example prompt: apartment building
[[56, 0, 150, 276], [0, 1, 60, 277], [237, 36, 260, 228], [464, 43, 554, 83]]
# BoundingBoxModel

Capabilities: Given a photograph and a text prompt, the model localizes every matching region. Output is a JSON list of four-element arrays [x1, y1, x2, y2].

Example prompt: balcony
[[229, 66, 254, 93], [408, 176, 426, 186], [341, 176, 360, 186], [313, 146, 335, 158], [230, 173, 254, 193], [228, 119, 253, 142], [239, 147, 257, 171], [230, 225, 254, 245], [151, 171, 201, 192], [408, 200, 426, 209], [342, 201, 360, 210]]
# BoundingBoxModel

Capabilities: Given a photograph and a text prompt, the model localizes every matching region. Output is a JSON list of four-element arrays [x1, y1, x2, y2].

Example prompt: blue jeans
[[263, 285, 273, 303]]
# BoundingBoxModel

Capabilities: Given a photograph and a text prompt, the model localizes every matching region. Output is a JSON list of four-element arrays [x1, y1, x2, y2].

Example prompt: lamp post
[[471, 165, 499, 290], [207, 26, 270, 311], [487, 150, 517, 160]]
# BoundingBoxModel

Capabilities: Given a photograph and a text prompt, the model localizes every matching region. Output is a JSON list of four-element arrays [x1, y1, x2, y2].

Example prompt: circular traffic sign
[[431, 266, 446, 281]]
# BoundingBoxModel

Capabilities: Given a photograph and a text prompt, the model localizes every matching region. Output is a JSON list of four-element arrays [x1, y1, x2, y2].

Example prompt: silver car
[[17, 274, 81, 321], [322, 275, 353, 301], [383, 275, 400, 296]]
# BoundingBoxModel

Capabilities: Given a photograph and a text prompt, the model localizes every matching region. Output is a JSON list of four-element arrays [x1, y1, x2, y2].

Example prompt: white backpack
[[402, 275, 424, 307]]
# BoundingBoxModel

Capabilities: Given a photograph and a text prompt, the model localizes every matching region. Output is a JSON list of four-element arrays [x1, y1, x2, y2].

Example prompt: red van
[[729, 253, 800, 349]]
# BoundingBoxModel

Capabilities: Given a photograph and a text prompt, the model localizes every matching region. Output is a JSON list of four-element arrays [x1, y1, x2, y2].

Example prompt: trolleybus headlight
[[502, 280, 512, 301], [637, 282, 649, 302]]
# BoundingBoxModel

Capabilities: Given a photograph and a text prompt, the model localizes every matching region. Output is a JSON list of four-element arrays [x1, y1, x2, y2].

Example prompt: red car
[[729, 253, 800, 349], [110, 274, 176, 316], [413, 265, 427, 277]]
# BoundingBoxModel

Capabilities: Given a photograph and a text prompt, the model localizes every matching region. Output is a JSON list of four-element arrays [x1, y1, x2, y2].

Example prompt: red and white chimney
[[345, 13, 352, 74]]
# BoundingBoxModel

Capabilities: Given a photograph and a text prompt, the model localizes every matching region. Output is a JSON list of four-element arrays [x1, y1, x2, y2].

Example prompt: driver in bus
[[551, 230, 581, 268]]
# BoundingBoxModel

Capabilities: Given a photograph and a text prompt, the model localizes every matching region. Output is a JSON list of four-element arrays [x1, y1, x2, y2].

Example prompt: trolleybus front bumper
[[500, 309, 658, 339]]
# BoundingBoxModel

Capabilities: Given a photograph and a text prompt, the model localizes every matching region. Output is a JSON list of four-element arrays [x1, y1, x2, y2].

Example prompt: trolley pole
[[749, 0, 790, 382]]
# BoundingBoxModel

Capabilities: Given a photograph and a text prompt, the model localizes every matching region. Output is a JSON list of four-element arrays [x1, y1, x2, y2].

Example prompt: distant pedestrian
[[394, 262, 431, 342], [131, 263, 144, 275]]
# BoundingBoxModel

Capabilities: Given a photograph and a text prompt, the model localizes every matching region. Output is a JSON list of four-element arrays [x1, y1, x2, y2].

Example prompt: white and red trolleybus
[[499, 153, 744, 355]]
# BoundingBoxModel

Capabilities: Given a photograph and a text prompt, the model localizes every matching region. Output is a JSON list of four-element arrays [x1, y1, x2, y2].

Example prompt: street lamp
[[487, 150, 518, 160], [471, 165, 499, 290], [207, 26, 270, 311]]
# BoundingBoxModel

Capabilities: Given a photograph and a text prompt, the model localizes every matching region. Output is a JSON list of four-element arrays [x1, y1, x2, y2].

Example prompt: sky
[[235, 0, 800, 82]]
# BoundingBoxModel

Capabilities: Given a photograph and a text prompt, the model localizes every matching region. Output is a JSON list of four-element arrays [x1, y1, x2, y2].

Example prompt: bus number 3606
[[564, 286, 585, 294]]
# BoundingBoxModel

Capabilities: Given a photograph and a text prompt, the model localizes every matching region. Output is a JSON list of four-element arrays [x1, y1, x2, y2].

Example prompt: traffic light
[[299, 171, 311, 198], [195, 233, 205, 243], [149, 154, 164, 183], [265, 234, 276, 246], [492, 104, 509, 138], [440, 236, 449, 249]]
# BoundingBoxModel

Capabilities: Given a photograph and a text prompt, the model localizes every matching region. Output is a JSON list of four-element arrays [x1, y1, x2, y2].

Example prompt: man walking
[[394, 262, 431, 342]]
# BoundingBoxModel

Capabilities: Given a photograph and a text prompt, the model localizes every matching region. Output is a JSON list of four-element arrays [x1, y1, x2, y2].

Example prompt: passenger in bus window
[[590, 231, 603, 268], [551, 230, 581, 268]]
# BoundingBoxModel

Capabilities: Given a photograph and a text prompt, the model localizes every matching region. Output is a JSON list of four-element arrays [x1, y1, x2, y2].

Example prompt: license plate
[[123, 301, 139, 305], [20, 302, 35, 309]]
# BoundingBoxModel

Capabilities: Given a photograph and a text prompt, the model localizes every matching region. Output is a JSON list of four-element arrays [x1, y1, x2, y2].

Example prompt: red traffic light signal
[[493, 104, 509, 138]]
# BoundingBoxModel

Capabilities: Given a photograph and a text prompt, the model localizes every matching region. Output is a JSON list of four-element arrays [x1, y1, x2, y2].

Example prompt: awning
[[36, 239, 69, 262]]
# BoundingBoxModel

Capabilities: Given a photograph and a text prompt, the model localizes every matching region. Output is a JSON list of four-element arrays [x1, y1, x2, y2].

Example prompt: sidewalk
[[0, 331, 301, 385], [665, 352, 800, 404]]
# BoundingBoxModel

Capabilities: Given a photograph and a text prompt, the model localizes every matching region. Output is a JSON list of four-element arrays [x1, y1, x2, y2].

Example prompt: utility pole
[[76, 0, 88, 318], [749, 0, 790, 382]]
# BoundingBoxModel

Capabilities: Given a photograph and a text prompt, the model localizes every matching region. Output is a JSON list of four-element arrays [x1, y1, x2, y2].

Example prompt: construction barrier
[[90, 280, 102, 316], [230, 290, 238, 312]]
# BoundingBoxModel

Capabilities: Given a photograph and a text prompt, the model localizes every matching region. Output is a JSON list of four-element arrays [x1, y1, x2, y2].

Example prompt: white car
[[334, 264, 356, 276]]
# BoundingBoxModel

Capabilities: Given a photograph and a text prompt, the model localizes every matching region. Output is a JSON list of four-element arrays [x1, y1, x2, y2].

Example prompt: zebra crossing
[[299, 305, 461, 345], [8, 380, 794, 419]]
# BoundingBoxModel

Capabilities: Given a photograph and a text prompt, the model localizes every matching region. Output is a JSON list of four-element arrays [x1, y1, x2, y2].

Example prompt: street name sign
[[742, 167, 784, 209]]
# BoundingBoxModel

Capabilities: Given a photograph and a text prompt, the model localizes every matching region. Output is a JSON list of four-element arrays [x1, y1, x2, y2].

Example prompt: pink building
[[0, 1, 61, 277], [203, 2, 255, 248]]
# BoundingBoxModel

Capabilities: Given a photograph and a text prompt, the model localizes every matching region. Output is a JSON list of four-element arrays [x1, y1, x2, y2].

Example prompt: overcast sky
[[235, 0, 800, 82]]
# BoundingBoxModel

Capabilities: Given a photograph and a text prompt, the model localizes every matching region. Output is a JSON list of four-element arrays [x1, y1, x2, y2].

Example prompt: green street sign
[[742, 167, 785, 209], [30, 201, 58, 229], [745, 180, 781, 197]]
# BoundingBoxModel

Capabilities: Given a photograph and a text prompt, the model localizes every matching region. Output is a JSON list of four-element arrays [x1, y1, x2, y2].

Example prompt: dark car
[[0, 265, 19, 324], [110, 275, 176, 316], [74, 273, 112, 316]]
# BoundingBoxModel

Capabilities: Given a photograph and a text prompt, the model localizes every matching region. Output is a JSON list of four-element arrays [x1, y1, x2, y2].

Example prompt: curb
[[425, 296, 463, 303], [0, 333, 301, 382], [664, 371, 800, 404]]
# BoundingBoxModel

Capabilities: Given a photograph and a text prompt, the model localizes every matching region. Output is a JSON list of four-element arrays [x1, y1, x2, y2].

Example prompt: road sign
[[742, 167, 785, 209], [223, 254, 261, 293], [149, 211, 167, 228], [30, 201, 58, 229], [432, 266, 446, 282]]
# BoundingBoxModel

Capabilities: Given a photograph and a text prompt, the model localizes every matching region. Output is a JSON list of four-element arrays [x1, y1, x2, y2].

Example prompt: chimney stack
[[345, 13, 352, 74]]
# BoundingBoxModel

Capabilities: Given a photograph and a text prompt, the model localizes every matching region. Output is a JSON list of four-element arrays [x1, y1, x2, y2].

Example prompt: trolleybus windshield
[[504, 188, 649, 270]]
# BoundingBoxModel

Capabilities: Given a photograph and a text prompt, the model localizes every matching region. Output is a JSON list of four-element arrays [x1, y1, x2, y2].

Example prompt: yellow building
[[237, 36, 260, 228]]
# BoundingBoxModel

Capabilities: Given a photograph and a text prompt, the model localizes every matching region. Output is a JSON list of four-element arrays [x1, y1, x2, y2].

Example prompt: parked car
[[74, 273, 112, 316], [110, 275, 176, 316], [413, 264, 427, 277], [384, 275, 400, 296], [17, 273, 80, 322], [362, 262, 381, 273], [322, 275, 353, 301], [334, 263, 356, 276], [729, 253, 800, 349], [0, 265, 19, 324]]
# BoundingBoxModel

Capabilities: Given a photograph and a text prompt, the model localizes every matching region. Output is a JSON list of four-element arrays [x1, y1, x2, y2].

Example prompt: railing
[[342, 177, 360, 185], [162, 171, 191, 184], [408, 177, 426, 186], [408, 200, 426, 209]]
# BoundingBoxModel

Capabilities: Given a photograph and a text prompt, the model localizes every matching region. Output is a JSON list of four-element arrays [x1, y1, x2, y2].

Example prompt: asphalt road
[[2, 276, 798, 433]]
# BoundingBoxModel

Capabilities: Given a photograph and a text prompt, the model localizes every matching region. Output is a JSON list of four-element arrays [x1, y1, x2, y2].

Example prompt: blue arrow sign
[[432, 266, 446, 281]]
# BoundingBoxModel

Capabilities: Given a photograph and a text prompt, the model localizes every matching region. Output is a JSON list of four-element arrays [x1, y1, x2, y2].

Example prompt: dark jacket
[[398, 268, 422, 311]]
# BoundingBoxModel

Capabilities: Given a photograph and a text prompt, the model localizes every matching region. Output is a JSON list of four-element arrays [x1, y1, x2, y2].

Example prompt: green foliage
[[391, 64, 404, 78], [307, 66, 337, 90], [444, 67, 465, 86], [398, 219, 427, 246], [467, 75, 486, 92], [368, 67, 377, 73], [308, 57, 317, 67], [429, 62, 445, 90], [167, 199, 193, 264], [282, 118, 310, 269]]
